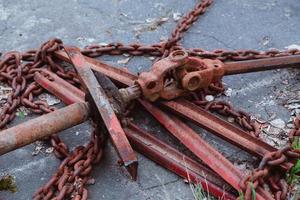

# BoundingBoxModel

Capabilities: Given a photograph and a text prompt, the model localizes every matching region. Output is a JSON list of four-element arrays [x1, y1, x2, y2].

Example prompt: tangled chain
[[33, 123, 104, 200], [0, 0, 300, 199]]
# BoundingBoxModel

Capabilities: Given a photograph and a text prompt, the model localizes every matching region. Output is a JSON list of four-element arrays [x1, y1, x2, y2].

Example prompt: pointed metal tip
[[125, 161, 138, 181]]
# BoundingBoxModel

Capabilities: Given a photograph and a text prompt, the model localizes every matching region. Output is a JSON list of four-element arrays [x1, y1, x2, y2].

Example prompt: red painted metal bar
[[35, 70, 237, 200], [224, 54, 300, 75], [124, 122, 237, 200], [161, 99, 293, 170], [34, 69, 85, 104], [55, 51, 135, 86], [63, 47, 138, 180], [138, 100, 273, 200]]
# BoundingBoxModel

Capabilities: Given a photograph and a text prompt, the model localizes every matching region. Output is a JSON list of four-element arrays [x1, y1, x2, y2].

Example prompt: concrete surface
[[0, 0, 300, 199]]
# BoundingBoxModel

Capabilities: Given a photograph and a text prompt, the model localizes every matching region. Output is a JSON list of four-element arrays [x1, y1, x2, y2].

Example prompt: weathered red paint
[[139, 100, 273, 200], [63, 46, 138, 180], [0, 102, 89, 155], [125, 122, 237, 200], [161, 99, 293, 170], [224, 54, 300, 75], [34, 69, 85, 105]]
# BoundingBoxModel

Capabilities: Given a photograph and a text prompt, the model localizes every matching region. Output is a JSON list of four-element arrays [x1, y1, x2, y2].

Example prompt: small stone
[[86, 178, 95, 185], [224, 88, 232, 97], [117, 57, 131, 64], [227, 117, 235, 123], [173, 12, 182, 21], [38, 93, 60, 106], [285, 44, 300, 50], [148, 56, 156, 61], [270, 118, 285, 129], [98, 42, 108, 46], [45, 147, 54, 154], [159, 36, 168, 41], [205, 95, 214, 102], [76, 36, 84, 41], [282, 80, 288, 85]]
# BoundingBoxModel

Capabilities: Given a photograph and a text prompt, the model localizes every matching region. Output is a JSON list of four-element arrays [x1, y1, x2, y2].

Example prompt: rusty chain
[[0, 0, 300, 199], [33, 122, 104, 200]]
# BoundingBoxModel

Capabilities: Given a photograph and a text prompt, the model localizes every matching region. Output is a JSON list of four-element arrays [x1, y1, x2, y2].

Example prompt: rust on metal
[[136, 50, 224, 101], [161, 99, 293, 170], [138, 100, 273, 200], [224, 54, 300, 75], [63, 46, 138, 180], [34, 69, 85, 104], [124, 122, 237, 200], [0, 102, 89, 155], [55, 50, 135, 86]]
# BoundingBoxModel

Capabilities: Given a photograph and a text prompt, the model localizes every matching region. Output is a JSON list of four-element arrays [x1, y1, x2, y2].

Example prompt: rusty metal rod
[[64, 47, 138, 180], [0, 102, 89, 155], [139, 100, 273, 200], [161, 99, 293, 170], [124, 122, 237, 200], [224, 54, 300, 75], [55, 51, 135, 86], [34, 69, 85, 104]]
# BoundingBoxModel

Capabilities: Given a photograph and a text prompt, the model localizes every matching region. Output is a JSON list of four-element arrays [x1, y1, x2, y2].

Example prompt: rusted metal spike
[[161, 99, 293, 170], [63, 46, 138, 180], [125, 122, 237, 200], [139, 100, 273, 200], [224, 54, 300, 75]]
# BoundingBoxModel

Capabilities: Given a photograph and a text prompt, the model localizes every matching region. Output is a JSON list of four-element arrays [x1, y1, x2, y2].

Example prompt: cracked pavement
[[0, 0, 300, 199]]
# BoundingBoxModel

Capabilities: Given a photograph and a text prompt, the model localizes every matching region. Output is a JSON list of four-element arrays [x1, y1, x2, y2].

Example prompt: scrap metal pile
[[0, 0, 300, 199]]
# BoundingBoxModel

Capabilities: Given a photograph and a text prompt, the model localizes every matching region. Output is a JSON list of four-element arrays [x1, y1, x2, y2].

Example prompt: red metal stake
[[63, 47, 138, 180], [125, 122, 237, 200], [138, 100, 273, 200], [161, 99, 293, 170]]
